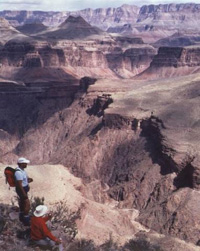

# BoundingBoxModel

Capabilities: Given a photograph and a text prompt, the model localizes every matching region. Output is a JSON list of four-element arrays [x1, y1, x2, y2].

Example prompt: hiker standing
[[30, 205, 62, 249], [15, 157, 33, 226]]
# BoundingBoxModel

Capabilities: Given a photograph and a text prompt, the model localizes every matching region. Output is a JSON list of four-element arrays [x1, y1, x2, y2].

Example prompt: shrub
[[123, 238, 162, 251], [30, 196, 45, 214], [99, 234, 118, 251], [51, 201, 81, 242], [66, 239, 96, 251]]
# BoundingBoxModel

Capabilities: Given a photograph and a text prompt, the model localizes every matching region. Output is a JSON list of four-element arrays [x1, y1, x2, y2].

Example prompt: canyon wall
[[0, 5, 140, 29], [1, 3, 200, 30], [0, 35, 156, 80], [2, 74, 199, 245], [137, 45, 200, 79], [151, 47, 200, 67], [1, 3, 200, 42]]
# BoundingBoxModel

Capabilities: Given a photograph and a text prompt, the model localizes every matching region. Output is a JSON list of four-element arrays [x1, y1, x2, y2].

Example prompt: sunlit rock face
[[0, 17, 26, 44], [0, 5, 140, 29]]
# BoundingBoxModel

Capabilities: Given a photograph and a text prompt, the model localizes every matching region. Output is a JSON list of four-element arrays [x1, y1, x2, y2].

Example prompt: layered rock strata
[[137, 45, 200, 79], [1, 3, 200, 31], [151, 46, 200, 67], [1, 3, 200, 43], [0, 36, 156, 79], [0, 5, 140, 30]]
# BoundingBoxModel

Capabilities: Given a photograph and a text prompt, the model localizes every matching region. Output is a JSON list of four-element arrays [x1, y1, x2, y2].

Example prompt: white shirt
[[15, 166, 29, 187]]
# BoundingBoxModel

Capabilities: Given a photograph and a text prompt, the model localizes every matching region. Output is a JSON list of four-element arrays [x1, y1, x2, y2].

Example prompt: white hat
[[17, 157, 30, 164], [34, 205, 48, 217]]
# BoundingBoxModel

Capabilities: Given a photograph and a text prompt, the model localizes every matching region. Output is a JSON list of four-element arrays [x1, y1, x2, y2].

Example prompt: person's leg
[[33, 238, 57, 249], [16, 186, 30, 226], [16, 191, 24, 222]]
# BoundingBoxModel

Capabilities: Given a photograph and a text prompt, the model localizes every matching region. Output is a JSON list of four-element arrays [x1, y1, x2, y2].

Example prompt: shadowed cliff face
[[136, 45, 200, 80], [0, 40, 66, 68], [151, 47, 200, 67]]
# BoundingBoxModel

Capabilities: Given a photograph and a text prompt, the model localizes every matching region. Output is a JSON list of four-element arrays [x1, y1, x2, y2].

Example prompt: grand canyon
[[0, 2, 200, 250]]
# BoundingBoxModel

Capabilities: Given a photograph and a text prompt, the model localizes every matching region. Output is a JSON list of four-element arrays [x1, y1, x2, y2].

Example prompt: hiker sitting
[[31, 205, 62, 249], [15, 157, 33, 226]]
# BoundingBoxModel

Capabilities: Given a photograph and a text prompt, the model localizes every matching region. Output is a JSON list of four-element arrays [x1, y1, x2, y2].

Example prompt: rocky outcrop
[[138, 188, 200, 245], [0, 39, 67, 68], [122, 46, 156, 73], [154, 33, 200, 47], [113, 36, 143, 45], [0, 39, 35, 66], [137, 45, 200, 80], [151, 46, 200, 67], [41, 16, 103, 40], [16, 23, 47, 35], [0, 17, 26, 44]]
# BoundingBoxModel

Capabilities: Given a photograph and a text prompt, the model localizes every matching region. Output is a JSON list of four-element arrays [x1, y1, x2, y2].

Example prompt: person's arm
[[43, 213, 53, 222], [28, 178, 33, 183], [40, 219, 61, 244]]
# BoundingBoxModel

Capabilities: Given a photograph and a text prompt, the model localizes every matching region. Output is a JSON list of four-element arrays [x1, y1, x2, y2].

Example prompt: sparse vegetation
[[30, 196, 45, 214], [0, 202, 165, 251], [99, 233, 118, 251], [66, 239, 96, 251], [123, 238, 162, 251], [51, 201, 81, 242]]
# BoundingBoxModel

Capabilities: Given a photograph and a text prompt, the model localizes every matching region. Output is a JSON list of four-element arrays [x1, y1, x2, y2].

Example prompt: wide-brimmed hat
[[17, 157, 30, 164], [34, 205, 48, 217]]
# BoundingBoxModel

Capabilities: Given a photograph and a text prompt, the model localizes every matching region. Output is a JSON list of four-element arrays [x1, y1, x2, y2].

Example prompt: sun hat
[[34, 205, 48, 217], [17, 157, 30, 164]]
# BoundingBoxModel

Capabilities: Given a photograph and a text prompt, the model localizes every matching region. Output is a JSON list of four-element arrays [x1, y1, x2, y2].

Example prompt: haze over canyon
[[0, 2, 200, 250]]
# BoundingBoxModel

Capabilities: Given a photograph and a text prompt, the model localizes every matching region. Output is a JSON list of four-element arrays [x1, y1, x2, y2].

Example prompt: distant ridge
[[1, 3, 200, 42], [42, 15, 103, 39], [59, 15, 98, 29], [16, 23, 48, 35], [0, 17, 26, 43]]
